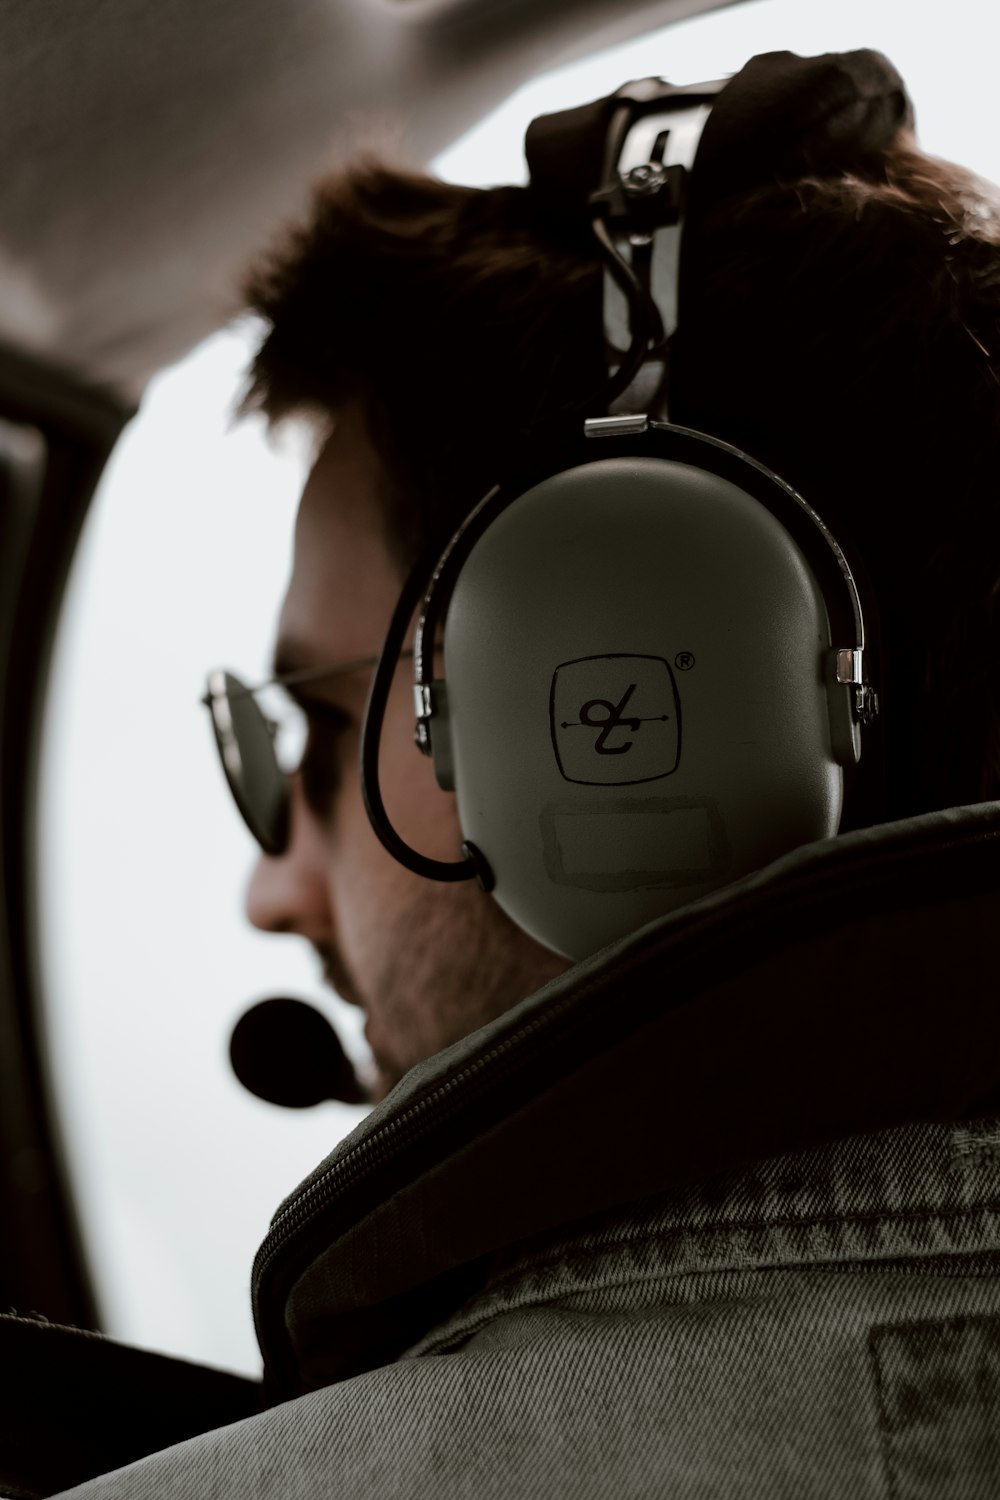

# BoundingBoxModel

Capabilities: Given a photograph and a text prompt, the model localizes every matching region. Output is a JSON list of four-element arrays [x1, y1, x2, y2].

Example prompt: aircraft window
[[34, 0, 998, 1379], [37, 325, 370, 1376]]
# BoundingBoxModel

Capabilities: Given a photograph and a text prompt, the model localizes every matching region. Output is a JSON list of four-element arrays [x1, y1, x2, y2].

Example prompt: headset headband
[[530, 77, 724, 418], [526, 50, 912, 220], [526, 50, 912, 417]]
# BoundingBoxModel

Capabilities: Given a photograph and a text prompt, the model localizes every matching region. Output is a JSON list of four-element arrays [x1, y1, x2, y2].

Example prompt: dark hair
[[240, 164, 605, 565], [241, 135, 1000, 815]]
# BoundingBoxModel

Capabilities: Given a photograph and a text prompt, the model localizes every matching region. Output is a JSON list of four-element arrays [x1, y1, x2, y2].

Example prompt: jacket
[[5, 801, 1000, 1498]]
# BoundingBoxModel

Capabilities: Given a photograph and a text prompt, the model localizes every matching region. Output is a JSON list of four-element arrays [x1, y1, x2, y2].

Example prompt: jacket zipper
[[251, 997, 582, 1392]]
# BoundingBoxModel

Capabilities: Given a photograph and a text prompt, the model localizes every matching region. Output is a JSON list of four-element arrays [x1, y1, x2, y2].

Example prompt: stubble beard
[[317, 885, 569, 1100]]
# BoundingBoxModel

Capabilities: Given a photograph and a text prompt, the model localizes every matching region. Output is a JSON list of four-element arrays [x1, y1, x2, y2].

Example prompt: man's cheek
[[327, 854, 406, 982]]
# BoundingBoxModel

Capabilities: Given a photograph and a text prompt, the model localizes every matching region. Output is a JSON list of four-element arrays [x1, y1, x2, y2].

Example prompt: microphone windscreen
[[229, 997, 369, 1108]]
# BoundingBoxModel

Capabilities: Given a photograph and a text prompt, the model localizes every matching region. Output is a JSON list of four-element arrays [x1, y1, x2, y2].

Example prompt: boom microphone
[[229, 997, 370, 1107]]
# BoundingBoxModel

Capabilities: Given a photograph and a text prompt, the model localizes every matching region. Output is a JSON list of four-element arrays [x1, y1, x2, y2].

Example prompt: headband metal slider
[[585, 414, 650, 438], [836, 648, 864, 686]]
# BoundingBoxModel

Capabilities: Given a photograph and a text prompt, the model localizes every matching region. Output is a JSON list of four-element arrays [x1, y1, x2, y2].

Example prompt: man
[[231, 41, 1000, 1079], [13, 46, 1000, 1498]]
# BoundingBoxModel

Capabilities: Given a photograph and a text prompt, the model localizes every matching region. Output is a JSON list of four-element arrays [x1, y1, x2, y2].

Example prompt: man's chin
[[315, 943, 365, 1011]]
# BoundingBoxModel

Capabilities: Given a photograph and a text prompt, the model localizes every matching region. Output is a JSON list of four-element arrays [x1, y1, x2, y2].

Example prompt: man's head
[[238, 54, 1000, 1092]]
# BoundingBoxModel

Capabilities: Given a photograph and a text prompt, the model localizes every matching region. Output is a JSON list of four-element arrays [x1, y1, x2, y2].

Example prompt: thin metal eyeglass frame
[[203, 648, 416, 707], [202, 649, 416, 856]]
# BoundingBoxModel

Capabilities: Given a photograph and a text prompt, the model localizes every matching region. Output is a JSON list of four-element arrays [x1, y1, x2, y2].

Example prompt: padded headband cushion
[[525, 49, 914, 228], [693, 49, 915, 202]]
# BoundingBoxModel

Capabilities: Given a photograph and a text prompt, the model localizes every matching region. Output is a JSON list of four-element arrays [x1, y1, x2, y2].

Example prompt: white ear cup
[[435, 457, 845, 959]]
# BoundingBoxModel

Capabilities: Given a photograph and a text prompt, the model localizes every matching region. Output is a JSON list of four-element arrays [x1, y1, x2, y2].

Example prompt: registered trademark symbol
[[674, 651, 696, 671]]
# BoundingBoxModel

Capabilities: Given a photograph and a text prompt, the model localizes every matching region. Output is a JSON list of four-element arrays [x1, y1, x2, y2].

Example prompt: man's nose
[[245, 778, 331, 939]]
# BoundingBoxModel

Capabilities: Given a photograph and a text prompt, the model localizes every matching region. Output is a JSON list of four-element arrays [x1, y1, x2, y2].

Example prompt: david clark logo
[[550, 654, 682, 786]]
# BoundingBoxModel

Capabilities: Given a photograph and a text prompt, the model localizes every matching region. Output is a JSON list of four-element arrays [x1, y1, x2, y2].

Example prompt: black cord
[[359, 541, 478, 883], [590, 214, 661, 407]]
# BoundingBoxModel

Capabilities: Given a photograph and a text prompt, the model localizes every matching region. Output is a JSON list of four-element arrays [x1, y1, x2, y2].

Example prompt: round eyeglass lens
[[209, 671, 290, 855]]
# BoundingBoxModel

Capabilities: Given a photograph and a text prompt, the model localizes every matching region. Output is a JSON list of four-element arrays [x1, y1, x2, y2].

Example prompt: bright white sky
[[37, 0, 1000, 1377]]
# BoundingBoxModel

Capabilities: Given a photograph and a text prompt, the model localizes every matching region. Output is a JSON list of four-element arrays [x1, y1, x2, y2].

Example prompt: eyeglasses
[[202, 651, 413, 856]]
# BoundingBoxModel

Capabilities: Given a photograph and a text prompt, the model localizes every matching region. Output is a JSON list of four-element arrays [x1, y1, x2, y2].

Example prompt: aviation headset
[[361, 50, 910, 961]]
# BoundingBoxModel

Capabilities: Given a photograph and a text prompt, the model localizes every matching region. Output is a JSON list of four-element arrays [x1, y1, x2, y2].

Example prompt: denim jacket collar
[[252, 800, 1000, 1399]]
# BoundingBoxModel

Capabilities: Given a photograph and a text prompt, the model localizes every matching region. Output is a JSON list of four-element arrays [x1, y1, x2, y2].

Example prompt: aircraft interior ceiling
[[0, 0, 738, 398]]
